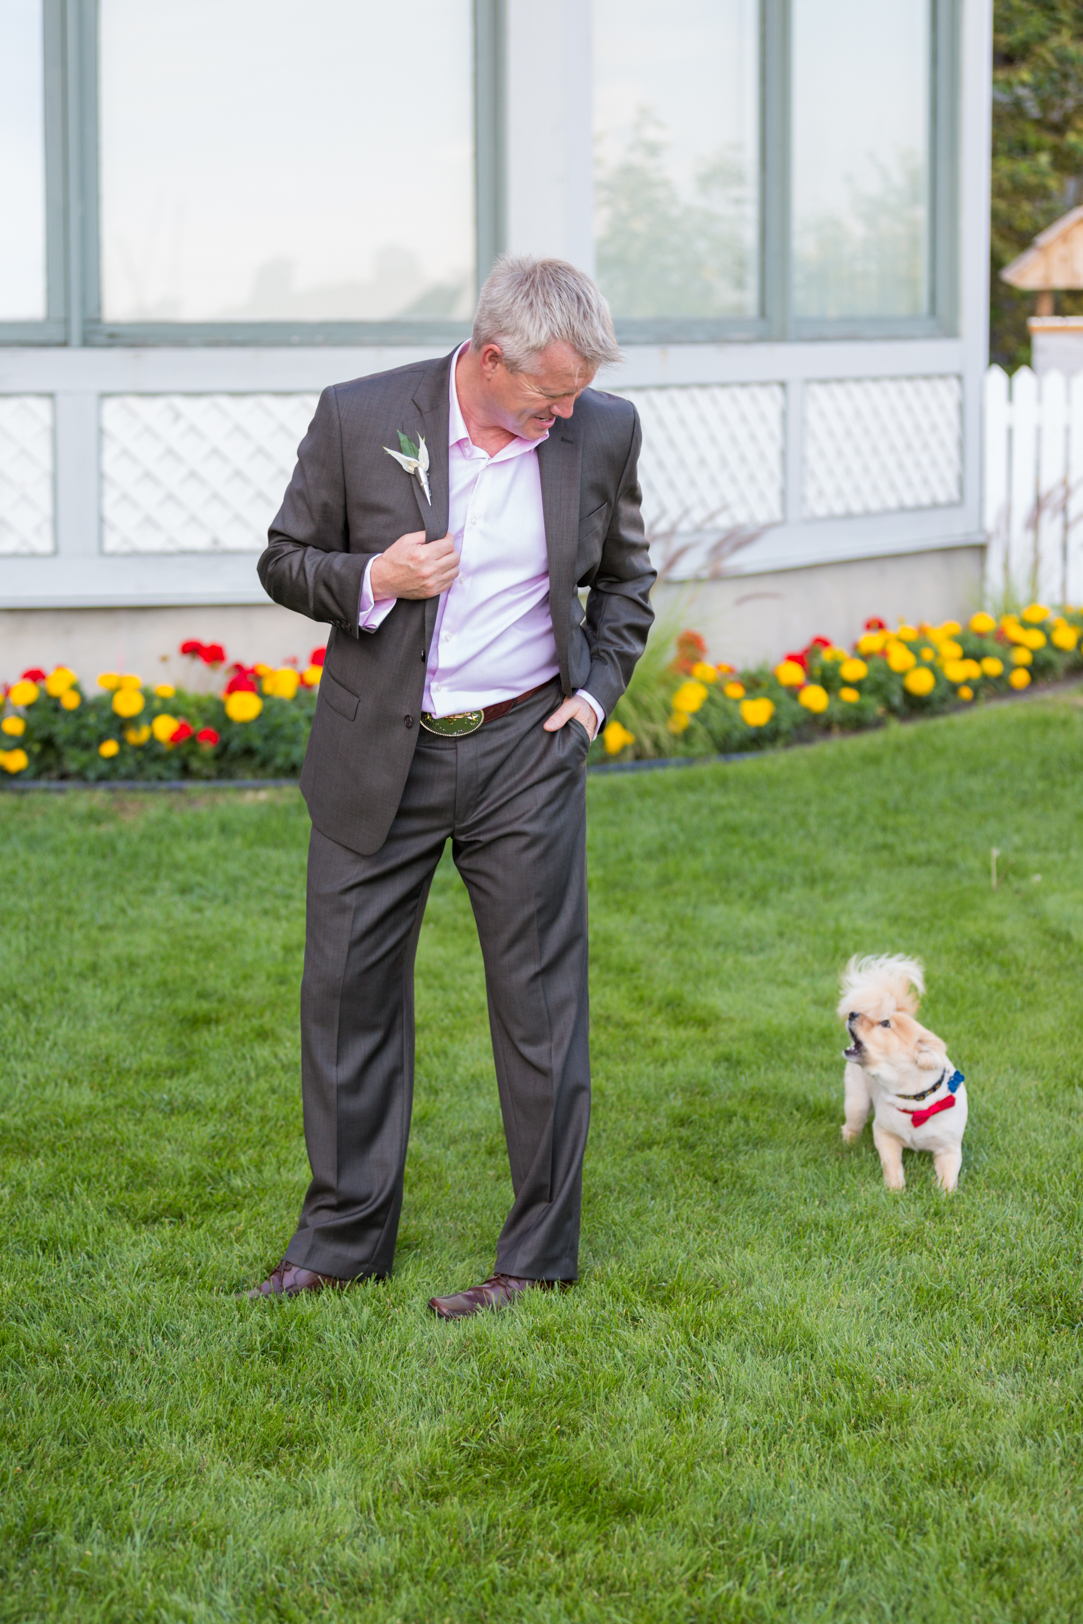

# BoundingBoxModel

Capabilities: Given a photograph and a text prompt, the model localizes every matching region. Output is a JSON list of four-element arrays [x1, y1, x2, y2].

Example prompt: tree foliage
[[992, 1, 1083, 368]]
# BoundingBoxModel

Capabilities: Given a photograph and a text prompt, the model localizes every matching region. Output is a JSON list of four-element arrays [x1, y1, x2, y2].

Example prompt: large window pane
[[0, 0, 47, 322], [99, 0, 474, 324], [593, 0, 760, 321], [791, 0, 931, 320]]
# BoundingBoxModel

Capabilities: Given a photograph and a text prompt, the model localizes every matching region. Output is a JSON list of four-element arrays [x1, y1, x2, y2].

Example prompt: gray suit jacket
[[258, 348, 654, 854]]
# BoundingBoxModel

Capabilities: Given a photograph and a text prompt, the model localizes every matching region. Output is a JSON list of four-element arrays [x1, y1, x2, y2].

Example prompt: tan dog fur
[[837, 955, 967, 1192]]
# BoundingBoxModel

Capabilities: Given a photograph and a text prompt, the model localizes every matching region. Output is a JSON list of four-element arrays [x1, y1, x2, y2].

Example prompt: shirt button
[[404, 715, 413, 728]]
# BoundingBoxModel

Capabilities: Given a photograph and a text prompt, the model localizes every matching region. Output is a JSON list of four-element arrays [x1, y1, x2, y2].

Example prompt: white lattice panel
[[803, 376, 962, 519], [101, 394, 319, 553], [615, 383, 785, 535], [0, 396, 54, 556]]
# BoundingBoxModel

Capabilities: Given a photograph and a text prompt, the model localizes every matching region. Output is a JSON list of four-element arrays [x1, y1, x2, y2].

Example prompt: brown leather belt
[[419, 681, 555, 737]]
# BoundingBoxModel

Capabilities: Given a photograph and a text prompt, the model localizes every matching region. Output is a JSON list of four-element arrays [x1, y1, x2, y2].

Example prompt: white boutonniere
[[384, 430, 431, 505]]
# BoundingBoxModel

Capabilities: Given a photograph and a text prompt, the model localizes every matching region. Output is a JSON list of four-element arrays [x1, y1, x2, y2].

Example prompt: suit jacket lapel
[[409, 350, 454, 650], [538, 428, 582, 695]]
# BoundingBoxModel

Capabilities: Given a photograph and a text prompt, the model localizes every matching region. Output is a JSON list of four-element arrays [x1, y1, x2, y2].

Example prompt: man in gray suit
[[251, 256, 653, 1317]]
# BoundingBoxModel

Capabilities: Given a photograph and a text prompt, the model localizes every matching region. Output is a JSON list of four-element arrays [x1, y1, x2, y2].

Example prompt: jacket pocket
[[577, 502, 610, 546], [320, 667, 360, 722]]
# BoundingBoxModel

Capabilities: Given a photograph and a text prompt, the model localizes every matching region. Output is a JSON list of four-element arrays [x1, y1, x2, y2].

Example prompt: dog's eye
[[879, 1019, 890, 1028]]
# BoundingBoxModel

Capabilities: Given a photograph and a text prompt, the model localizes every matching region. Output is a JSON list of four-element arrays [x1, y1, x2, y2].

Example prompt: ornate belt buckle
[[419, 709, 485, 736]]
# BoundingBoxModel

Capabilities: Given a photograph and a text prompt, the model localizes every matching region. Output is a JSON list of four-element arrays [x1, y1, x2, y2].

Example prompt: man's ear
[[915, 1042, 945, 1071]]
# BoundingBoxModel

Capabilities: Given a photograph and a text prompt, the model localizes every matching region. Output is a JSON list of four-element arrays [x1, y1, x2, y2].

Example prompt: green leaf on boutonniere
[[397, 430, 419, 459]]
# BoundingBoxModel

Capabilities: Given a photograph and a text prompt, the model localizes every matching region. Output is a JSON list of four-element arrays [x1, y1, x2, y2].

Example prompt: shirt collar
[[448, 341, 547, 460]]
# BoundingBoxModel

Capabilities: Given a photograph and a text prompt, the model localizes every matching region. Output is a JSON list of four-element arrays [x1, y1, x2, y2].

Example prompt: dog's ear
[[915, 1040, 946, 1071]]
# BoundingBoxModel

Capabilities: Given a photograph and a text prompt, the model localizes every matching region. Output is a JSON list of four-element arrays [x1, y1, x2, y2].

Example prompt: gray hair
[[472, 255, 621, 373]]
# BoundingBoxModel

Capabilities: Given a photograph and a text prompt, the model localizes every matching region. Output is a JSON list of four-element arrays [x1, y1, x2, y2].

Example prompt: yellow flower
[[857, 632, 886, 656], [667, 710, 691, 734], [112, 688, 145, 718], [938, 639, 964, 661], [125, 724, 151, 745], [97, 672, 121, 691], [301, 664, 323, 687], [152, 713, 178, 742], [225, 690, 263, 723], [839, 658, 867, 682], [798, 683, 829, 713], [690, 661, 718, 684], [920, 646, 936, 661], [774, 660, 806, 686], [1052, 623, 1080, 650], [1000, 619, 1028, 644], [603, 719, 635, 755], [937, 620, 962, 637], [969, 611, 996, 635], [263, 666, 301, 700], [60, 688, 81, 710], [942, 659, 969, 684], [118, 673, 142, 690], [0, 748, 29, 774], [981, 656, 1003, 677], [1, 716, 26, 736], [958, 685, 974, 701], [1020, 627, 1046, 650], [1009, 667, 1031, 689], [886, 642, 916, 673], [839, 686, 861, 702], [672, 679, 709, 714], [1021, 602, 1050, 623], [98, 739, 120, 758], [8, 680, 39, 706], [45, 665, 77, 697], [723, 681, 745, 699], [154, 683, 176, 698], [1011, 646, 1032, 667], [740, 697, 775, 727], [254, 663, 272, 677], [821, 646, 848, 662], [896, 623, 919, 641], [962, 659, 982, 680], [903, 666, 936, 696]]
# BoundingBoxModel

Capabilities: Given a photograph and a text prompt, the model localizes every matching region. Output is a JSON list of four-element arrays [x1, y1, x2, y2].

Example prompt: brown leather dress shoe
[[248, 1258, 350, 1300], [428, 1273, 567, 1320]]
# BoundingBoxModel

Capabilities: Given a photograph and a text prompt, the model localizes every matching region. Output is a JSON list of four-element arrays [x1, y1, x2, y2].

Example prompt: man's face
[[479, 341, 598, 440]]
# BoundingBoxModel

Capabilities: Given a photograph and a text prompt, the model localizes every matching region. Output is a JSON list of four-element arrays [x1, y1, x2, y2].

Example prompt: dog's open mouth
[[844, 1013, 864, 1061]]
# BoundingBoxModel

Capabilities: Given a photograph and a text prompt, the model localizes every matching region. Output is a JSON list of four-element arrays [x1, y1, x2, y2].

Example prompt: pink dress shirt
[[358, 346, 603, 727]]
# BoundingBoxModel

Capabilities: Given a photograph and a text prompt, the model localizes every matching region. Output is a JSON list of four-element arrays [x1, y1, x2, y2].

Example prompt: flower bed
[[3, 608, 1081, 781], [594, 606, 1083, 762], [0, 642, 325, 781]]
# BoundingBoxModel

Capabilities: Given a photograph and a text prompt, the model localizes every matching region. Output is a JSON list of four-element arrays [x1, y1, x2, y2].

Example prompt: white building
[[0, 0, 992, 676]]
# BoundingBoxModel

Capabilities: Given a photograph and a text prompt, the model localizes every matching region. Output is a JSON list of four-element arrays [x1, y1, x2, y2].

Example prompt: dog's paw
[[840, 1124, 862, 1144], [882, 1171, 906, 1192]]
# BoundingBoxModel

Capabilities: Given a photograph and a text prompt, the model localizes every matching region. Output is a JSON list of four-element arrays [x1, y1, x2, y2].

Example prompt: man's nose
[[551, 397, 576, 418]]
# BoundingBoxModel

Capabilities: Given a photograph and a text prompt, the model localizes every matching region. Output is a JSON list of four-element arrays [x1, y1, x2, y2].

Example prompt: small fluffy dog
[[838, 955, 966, 1192]]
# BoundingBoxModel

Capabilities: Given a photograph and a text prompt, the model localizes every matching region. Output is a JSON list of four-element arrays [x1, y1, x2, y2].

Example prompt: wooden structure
[[1001, 204, 1083, 315]]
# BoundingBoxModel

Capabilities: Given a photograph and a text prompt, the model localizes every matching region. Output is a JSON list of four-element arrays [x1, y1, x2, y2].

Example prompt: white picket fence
[[984, 365, 1083, 604]]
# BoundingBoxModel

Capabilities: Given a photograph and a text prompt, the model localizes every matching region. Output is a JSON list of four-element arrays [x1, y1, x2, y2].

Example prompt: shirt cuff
[[576, 689, 605, 736], [358, 557, 397, 632]]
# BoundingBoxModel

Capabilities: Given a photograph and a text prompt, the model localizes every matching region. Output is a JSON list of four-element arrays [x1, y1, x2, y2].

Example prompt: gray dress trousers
[[283, 680, 591, 1284]]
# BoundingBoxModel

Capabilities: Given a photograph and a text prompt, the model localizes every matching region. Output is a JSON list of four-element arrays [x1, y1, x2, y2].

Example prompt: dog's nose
[[848, 1011, 860, 1023]]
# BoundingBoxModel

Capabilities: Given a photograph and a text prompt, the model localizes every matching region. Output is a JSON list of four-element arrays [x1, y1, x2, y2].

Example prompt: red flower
[[864, 617, 887, 631], [310, 645, 327, 667], [783, 650, 809, 671], [180, 639, 203, 656], [224, 671, 258, 695], [170, 719, 195, 743], [808, 636, 832, 650], [200, 642, 226, 665], [196, 727, 219, 746], [21, 667, 47, 682]]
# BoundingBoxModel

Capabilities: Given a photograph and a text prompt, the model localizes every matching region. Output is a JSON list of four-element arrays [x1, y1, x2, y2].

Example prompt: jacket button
[[404, 715, 413, 728]]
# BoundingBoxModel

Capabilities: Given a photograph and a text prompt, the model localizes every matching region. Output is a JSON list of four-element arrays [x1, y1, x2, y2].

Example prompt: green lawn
[[2, 693, 1083, 1623]]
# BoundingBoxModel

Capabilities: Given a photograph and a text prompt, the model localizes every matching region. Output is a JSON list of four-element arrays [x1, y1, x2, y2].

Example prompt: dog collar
[[896, 1069, 964, 1130], [892, 1066, 964, 1105]]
